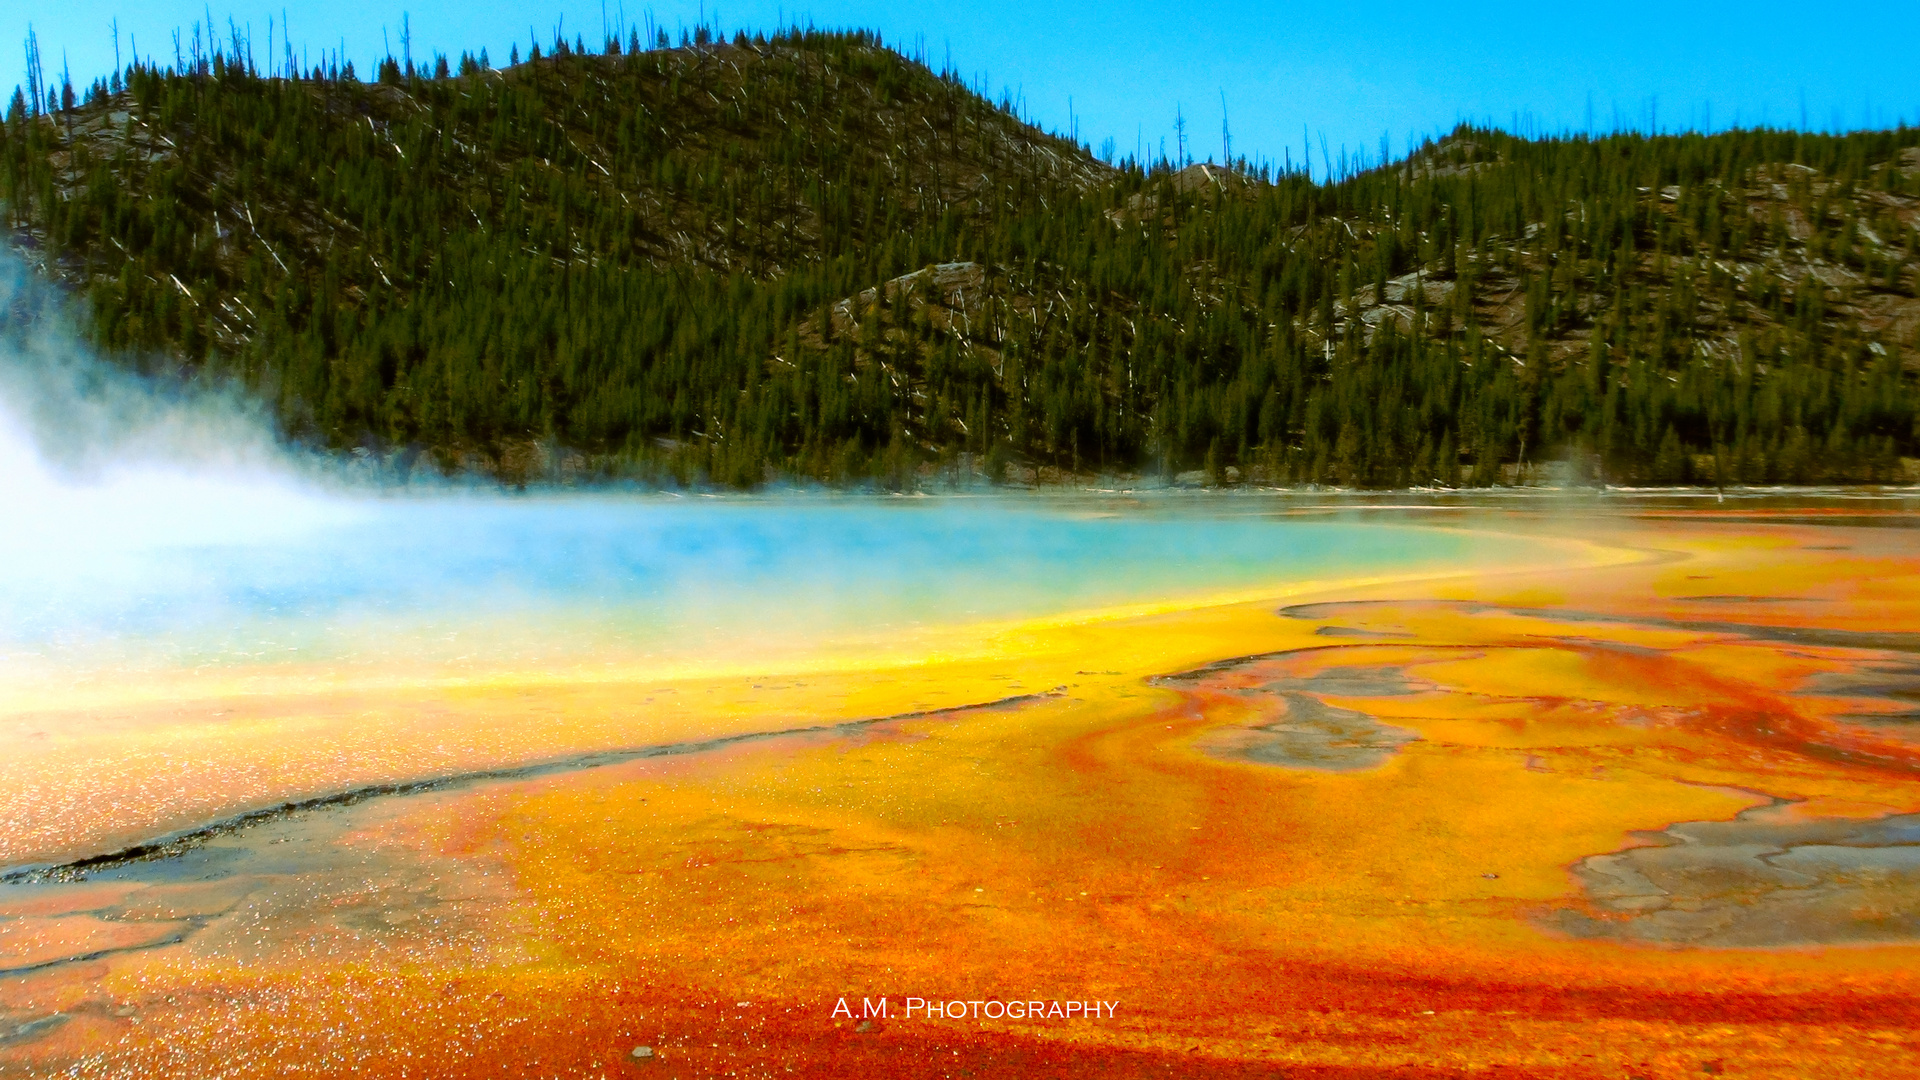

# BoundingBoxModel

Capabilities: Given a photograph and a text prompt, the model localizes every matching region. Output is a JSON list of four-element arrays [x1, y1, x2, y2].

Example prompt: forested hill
[[3, 28, 1919, 487]]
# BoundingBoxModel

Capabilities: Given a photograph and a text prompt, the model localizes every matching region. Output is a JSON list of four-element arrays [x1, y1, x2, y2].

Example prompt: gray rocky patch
[[1549, 808, 1920, 946], [1282, 664, 1424, 699], [1211, 692, 1419, 771], [1160, 653, 1428, 771]]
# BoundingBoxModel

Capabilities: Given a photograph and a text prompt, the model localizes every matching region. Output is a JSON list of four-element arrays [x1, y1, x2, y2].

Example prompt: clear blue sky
[[6, 1, 1917, 178]]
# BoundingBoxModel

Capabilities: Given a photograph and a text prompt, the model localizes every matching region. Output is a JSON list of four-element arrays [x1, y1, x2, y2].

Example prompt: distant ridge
[[2, 28, 1917, 488]]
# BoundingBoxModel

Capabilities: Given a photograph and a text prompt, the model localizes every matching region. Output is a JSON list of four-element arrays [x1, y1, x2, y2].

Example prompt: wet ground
[[4, 507, 1920, 1077]]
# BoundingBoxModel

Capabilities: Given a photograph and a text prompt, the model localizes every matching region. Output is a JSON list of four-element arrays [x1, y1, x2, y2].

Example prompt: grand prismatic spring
[[4, 423, 1920, 1079]]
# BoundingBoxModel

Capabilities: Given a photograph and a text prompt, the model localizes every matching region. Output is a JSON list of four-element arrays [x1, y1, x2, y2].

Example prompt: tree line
[[2, 26, 1916, 486]]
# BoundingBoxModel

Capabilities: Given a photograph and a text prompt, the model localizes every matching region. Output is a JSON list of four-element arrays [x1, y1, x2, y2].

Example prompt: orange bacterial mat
[[4, 507, 1919, 1078]]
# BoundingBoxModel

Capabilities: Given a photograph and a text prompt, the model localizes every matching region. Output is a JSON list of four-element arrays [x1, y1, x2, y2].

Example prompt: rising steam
[[0, 253, 352, 577], [0, 252, 1496, 671]]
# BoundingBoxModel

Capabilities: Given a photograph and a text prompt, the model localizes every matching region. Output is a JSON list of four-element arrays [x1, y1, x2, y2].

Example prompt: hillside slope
[[3, 29, 1918, 486]]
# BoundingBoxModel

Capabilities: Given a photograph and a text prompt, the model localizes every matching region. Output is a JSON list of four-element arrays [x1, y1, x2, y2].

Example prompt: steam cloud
[[0, 254, 1484, 671], [0, 253, 351, 565]]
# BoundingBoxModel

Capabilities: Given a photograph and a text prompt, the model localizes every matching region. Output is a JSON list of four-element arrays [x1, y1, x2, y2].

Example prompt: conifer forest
[[4, 26, 1918, 487]]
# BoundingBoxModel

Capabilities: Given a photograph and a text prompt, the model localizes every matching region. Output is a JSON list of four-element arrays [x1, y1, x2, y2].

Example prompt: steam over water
[[1, 458, 1486, 671], [0, 260, 1497, 675]]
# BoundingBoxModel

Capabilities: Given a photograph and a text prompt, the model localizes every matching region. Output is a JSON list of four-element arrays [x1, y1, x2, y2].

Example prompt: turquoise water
[[2, 490, 1508, 668]]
